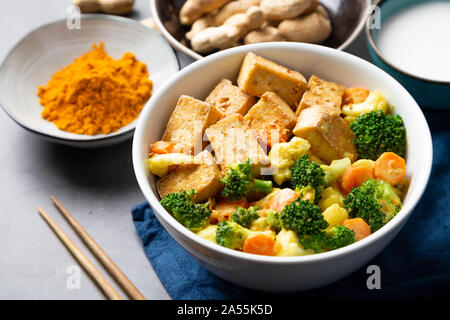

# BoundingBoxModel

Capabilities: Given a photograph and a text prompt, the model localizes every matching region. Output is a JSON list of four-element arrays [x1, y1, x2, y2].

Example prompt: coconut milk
[[376, 1, 450, 82]]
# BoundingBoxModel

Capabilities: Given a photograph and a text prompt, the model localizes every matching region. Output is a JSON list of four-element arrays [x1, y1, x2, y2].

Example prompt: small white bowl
[[133, 43, 432, 292], [0, 14, 179, 148]]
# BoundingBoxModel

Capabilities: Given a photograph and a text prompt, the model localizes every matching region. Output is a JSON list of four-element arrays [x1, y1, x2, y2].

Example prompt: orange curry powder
[[37, 42, 153, 135]]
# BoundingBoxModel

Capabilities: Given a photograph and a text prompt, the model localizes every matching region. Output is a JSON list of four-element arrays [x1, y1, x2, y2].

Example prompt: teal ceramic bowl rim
[[366, 0, 450, 85]]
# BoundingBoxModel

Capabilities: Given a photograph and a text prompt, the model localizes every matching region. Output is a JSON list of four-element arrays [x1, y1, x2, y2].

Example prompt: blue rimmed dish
[[366, 0, 450, 110]]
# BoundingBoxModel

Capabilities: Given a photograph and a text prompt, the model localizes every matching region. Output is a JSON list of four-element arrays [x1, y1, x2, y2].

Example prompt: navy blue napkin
[[132, 109, 450, 300]]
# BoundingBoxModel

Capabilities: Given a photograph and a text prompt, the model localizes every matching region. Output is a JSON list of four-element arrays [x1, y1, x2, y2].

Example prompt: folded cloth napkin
[[132, 109, 450, 300]]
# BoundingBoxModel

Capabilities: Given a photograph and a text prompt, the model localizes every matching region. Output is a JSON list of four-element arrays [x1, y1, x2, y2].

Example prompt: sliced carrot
[[149, 141, 188, 155], [243, 234, 275, 256], [215, 198, 248, 212], [269, 188, 299, 213], [210, 198, 249, 224], [341, 165, 374, 195], [209, 210, 230, 224], [374, 152, 406, 186], [149, 141, 177, 155], [343, 218, 371, 241], [343, 87, 370, 105], [261, 124, 288, 148]]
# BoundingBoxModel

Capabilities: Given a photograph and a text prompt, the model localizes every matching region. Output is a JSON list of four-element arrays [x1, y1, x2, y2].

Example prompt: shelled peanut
[[73, 0, 134, 15], [180, 0, 333, 53]]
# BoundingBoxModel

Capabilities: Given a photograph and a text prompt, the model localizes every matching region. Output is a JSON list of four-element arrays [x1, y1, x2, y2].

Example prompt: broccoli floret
[[281, 199, 328, 235], [290, 155, 326, 202], [296, 185, 316, 203], [344, 179, 402, 232], [216, 220, 251, 250], [160, 190, 211, 232], [281, 199, 329, 252], [350, 110, 407, 160], [301, 233, 329, 253], [221, 158, 273, 201], [266, 211, 282, 232], [230, 206, 259, 228], [280, 198, 356, 252], [327, 225, 355, 250]]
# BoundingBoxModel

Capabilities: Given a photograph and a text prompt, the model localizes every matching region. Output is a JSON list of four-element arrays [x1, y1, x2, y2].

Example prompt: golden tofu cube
[[237, 53, 307, 108], [295, 75, 346, 117], [205, 113, 269, 173], [244, 92, 297, 146], [156, 150, 223, 203], [205, 79, 256, 117], [293, 107, 358, 164], [162, 95, 222, 155]]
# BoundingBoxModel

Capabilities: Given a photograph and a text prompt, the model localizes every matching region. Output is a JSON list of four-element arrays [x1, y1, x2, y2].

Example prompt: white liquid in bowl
[[376, 1, 450, 82]]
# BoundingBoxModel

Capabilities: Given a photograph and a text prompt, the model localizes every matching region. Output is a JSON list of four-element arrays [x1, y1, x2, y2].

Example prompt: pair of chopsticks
[[38, 196, 146, 300]]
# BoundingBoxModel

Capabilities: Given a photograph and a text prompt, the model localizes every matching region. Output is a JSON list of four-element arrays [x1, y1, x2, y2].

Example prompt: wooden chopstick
[[37, 206, 123, 300], [50, 196, 147, 300]]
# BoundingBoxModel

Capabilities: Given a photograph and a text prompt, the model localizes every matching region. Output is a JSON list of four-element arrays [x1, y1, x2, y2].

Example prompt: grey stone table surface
[[0, 0, 370, 300]]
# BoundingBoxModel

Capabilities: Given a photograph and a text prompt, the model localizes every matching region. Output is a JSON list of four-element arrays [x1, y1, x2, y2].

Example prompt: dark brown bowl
[[150, 0, 371, 60]]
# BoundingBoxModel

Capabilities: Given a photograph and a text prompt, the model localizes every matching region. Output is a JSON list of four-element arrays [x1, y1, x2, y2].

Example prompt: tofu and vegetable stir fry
[[148, 53, 408, 256]]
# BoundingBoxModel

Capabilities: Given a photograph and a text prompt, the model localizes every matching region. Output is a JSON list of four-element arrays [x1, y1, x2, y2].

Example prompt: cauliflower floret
[[250, 188, 281, 210], [196, 225, 217, 243], [269, 137, 311, 185], [320, 157, 351, 185], [147, 153, 196, 177], [250, 217, 269, 232], [342, 90, 388, 123], [319, 187, 345, 211], [322, 204, 349, 231], [275, 229, 314, 257], [307, 151, 326, 165], [352, 159, 375, 169]]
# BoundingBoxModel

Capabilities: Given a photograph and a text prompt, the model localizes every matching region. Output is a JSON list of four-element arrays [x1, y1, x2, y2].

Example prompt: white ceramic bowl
[[133, 43, 432, 292], [0, 14, 179, 148]]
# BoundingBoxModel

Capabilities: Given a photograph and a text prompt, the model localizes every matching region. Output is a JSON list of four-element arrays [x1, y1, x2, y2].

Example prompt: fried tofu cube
[[162, 95, 222, 155], [156, 150, 222, 203], [205, 79, 256, 117], [205, 113, 269, 173], [237, 53, 307, 108], [244, 92, 297, 147], [293, 107, 357, 164], [295, 75, 346, 117]]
